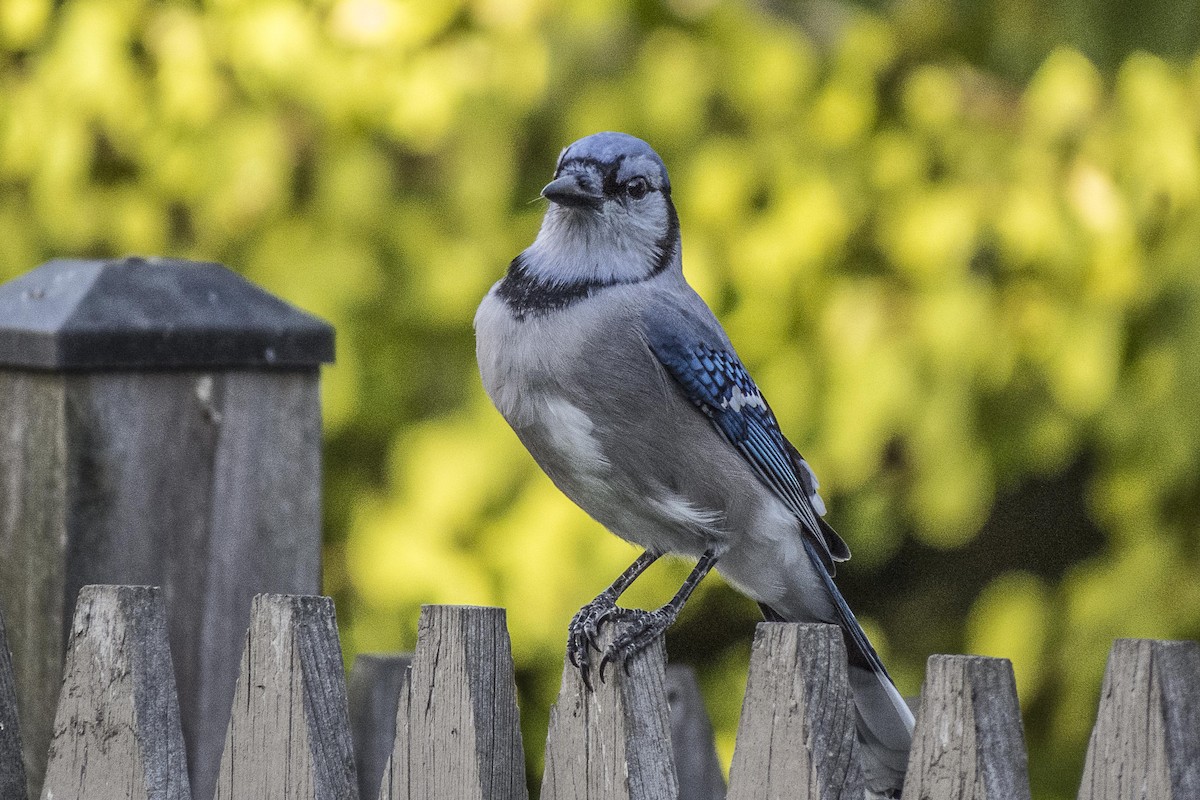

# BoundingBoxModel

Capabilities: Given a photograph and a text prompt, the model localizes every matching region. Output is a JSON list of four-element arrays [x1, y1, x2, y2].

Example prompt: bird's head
[[525, 132, 680, 285]]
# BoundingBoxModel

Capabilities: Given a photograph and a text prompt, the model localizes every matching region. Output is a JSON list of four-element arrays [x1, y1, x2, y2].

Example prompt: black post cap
[[0, 257, 335, 370]]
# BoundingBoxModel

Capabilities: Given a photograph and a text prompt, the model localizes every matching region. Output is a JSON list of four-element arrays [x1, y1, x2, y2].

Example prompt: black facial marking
[[601, 167, 622, 198], [556, 154, 663, 201], [576, 157, 622, 197], [652, 199, 680, 275]]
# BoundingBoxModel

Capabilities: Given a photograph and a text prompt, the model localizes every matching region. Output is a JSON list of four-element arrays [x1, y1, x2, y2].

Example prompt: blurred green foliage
[[2, 1, 1200, 798]]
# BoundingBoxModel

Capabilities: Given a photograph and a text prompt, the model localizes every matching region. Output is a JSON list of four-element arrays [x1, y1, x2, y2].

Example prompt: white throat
[[521, 201, 677, 286]]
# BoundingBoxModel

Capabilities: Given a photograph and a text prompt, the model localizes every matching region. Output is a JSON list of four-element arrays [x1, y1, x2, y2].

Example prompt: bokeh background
[[2, 0, 1199, 797]]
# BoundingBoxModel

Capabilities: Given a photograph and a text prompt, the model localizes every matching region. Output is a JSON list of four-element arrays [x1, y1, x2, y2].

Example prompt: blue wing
[[648, 338, 849, 570], [648, 334, 898, 682]]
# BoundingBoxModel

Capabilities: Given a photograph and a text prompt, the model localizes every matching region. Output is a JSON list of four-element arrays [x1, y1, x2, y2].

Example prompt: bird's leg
[[568, 551, 661, 686], [598, 549, 718, 680]]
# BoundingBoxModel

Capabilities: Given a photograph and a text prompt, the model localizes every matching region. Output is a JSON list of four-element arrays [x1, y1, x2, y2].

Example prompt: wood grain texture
[[539, 629, 677, 800], [171, 371, 324, 800], [1077, 638, 1200, 800], [349, 654, 411, 800], [0, 369, 323, 800], [382, 606, 527, 800], [0, 371, 66, 800], [41, 585, 191, 800], [0, 605, 28, 800], [215, 594, 357, 800], [666, 665, 725, 800], [64, 371, 324, 800], [904, 655, 1031, 800], [726, 623, 863, 800]]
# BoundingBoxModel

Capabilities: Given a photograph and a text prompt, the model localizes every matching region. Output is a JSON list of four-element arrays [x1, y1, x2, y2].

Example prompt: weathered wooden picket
[[1, 258, 1198, 800], [2, 587, 1200, 800]]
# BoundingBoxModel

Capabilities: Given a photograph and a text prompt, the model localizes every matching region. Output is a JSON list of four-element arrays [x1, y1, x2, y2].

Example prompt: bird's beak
[[541, 174, 602, 209]]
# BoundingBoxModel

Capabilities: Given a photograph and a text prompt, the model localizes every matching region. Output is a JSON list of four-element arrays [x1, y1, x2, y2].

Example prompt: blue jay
[[475, 132, 913, 796]]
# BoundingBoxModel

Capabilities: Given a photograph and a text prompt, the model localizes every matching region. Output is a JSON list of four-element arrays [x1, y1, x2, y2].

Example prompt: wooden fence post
[[215, 594, 357, 800], [1077, 638, 1200, 800], [349, 654, 411, 800], [904, 655, 1031, 800], [665, 664, 725, 800], [381, 606, 527, 800], [0, 606, 27, 800], [725, 623, 862, 800], [539, 629, 677, 800], [0, 256, 333, 800], [41, 585, 191, 800]]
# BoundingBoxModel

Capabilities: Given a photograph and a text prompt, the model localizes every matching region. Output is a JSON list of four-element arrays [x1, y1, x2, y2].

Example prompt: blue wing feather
[[649, 338, 846, 570]]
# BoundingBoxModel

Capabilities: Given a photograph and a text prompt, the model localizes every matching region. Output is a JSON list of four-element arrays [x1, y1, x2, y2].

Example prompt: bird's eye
[[626, 177, 650, 199]]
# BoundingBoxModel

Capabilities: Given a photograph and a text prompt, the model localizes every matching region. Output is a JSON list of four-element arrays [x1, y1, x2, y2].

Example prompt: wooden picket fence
[[2, 260, 1199, 800], [1, 585, 1198, 800]]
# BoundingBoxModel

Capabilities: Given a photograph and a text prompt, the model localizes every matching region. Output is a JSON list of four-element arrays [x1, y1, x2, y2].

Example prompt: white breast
[[475, 284, 609, 464], [475, 288, 620, 517]]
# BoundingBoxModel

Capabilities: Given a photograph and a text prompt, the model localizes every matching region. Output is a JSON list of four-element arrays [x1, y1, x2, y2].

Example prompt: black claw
[[598, 652, 614, 683], [569, 598, 682, 689], [567, 592, 627, 690]]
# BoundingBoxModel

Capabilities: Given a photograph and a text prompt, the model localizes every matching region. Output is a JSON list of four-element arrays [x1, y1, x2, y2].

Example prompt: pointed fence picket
[[215, 594, 357, 800], [379, 605, 527, 800], [904, 655, 1029, 800], [725, 622, 861, 800], [540, 630, 676, 800], [0, 588, 1197, 800], [40, 585, 190, 800]]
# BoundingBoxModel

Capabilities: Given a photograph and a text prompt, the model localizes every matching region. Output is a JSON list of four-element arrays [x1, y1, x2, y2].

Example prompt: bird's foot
[[567, 594, 623, 688], [567, 550, 714, 689], [597, 606, 675, 681]]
